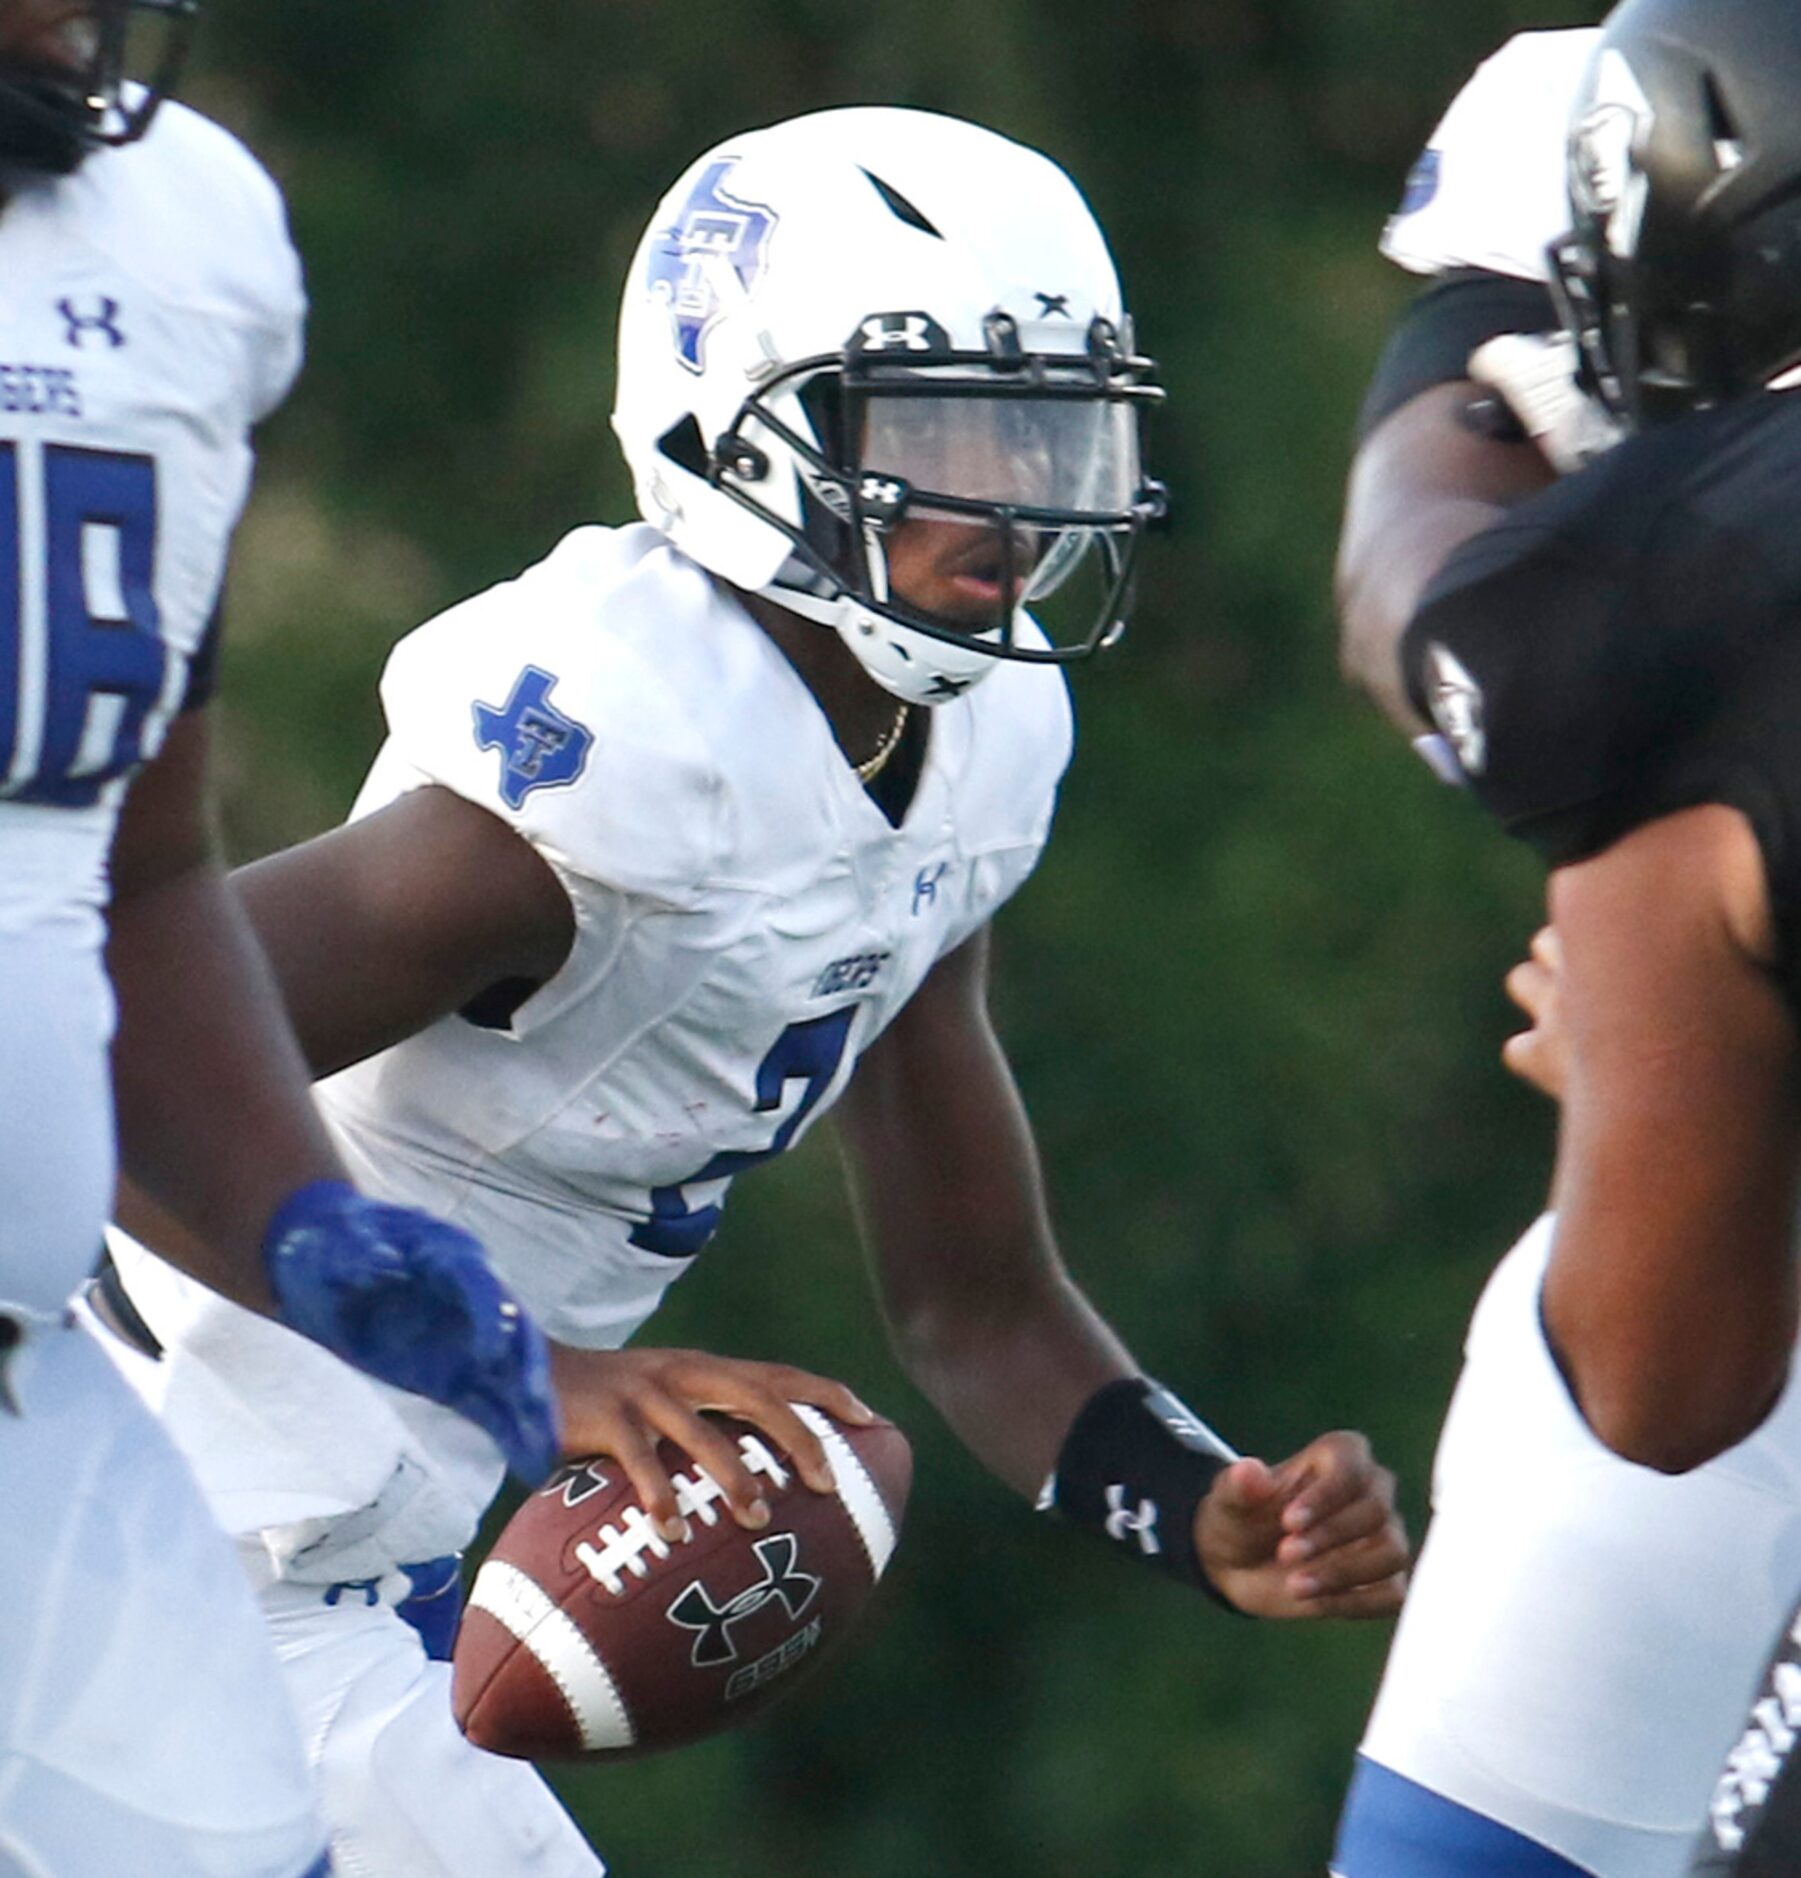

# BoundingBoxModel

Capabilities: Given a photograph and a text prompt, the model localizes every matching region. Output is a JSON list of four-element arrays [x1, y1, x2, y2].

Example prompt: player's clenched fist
[[1195, 1430, 1408, 1619], [548, 1344, 877, 1541]]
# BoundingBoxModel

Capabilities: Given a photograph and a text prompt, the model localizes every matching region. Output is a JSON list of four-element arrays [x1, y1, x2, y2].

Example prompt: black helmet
[[0, 0, 199, 177], [1550, 0, 1801, 426]]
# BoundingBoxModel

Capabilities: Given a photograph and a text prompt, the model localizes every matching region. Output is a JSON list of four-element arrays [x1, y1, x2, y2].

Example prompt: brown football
[[452, 1405, 911, 1760]]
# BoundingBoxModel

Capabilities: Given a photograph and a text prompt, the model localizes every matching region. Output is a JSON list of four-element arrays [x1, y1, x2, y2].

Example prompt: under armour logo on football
[[473, 665, 595, 809], [58, 296, 125, 349], [542, 1461, 612, 1509], [1103, 1483, 1162, 1557], [665, 1533, 821, 1668]]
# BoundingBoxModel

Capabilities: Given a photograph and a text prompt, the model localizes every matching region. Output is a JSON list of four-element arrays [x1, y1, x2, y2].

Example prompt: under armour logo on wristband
[[1104, 1484, 1162, 1556]]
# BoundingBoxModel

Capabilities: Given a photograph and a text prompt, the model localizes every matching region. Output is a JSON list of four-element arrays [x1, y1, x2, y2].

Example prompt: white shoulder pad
[[86, 100, 307, 420], [372, 526, 728, 903], [1381, 29, 1601, 283]]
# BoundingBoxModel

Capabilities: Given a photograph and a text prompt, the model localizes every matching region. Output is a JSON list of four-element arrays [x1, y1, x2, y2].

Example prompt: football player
[[0, 5, 562, 1872], [1331, 3, 1801, 1874], [91, 108, 1411, 1874]]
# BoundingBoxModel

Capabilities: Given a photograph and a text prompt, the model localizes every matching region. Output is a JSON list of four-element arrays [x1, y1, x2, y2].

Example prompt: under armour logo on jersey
[[911, 861, 950, 914], [473, 665, 594, 809], [1422, 642, 1486, 777], [665, 1533, 821, 1668], [645, 158, 779, 374], [1103, 1484, 1163, 1557], [57, 296, 125, 349], [1034, 292, 1072, 318]]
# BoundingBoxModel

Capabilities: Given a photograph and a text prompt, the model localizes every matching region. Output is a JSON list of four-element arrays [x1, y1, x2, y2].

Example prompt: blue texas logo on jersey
[[473, 666, 594, 809], [646, 158, 779, 373]]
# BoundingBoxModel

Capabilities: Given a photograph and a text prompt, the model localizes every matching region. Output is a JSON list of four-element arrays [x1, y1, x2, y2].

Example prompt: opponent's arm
[[1338, 378, 1554, 731], [834, 925, 1408, 1617], [1541, 805, 1801, 1472]]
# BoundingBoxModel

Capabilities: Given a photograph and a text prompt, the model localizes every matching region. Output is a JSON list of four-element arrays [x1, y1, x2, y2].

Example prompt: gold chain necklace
[[854, 701, 911, 784]]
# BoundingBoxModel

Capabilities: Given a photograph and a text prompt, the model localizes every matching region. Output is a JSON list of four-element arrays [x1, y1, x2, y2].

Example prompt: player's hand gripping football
[[1502, 924, 1567, 1101], [1195, 1430, 1408, 1618], [549, 1345, 878, 1542]]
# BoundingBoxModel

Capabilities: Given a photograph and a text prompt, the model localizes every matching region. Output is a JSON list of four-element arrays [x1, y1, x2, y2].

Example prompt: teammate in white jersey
[[95, 106, 1412, 1875], [0, 6, 563, 1873], [1332, 19, 1801, 1878]]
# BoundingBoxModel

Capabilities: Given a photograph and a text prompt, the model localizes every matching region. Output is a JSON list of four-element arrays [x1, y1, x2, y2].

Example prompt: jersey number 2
[[0, 441, 166, 808], [629, 1007, 857, 1259]]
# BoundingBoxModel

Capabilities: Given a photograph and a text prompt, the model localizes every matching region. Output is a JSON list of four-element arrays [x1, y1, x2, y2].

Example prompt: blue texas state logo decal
[[645, 158, 779, 373], [473, 666, 594, 809]]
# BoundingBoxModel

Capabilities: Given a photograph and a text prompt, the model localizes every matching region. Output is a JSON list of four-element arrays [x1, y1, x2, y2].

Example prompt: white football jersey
[[1381, 29, 1601, 283], [113, 523, 1072, 1577], [0, 103, 303, 1316], [0, 99, 303, 936]]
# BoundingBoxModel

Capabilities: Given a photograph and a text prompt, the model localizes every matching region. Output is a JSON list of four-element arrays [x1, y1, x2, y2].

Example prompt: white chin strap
[[764, 580, 1004, 707]]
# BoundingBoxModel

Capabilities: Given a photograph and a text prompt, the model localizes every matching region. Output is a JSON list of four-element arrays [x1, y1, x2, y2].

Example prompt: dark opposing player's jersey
[[1404, 389, 1801, 996]]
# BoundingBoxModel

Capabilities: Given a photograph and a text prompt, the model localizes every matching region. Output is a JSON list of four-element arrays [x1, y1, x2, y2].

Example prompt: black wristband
[[1041, 1377, 1246, 1612]]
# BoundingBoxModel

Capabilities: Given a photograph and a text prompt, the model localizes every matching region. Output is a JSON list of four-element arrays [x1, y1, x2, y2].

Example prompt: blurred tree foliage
[[187, 3, 1594, 1870]]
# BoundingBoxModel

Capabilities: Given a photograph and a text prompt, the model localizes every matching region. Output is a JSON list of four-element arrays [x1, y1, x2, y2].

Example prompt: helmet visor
[[858, 389, 1142, 518]]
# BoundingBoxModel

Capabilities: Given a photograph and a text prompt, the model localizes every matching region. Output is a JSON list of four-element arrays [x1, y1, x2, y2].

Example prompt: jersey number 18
[[0, 440, 168, 809]]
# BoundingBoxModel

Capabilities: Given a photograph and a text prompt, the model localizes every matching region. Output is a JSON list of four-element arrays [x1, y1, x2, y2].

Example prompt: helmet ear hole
[[655, 415, 710, 478]]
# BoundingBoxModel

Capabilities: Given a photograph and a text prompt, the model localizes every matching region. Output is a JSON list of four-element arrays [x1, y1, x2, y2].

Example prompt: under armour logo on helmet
[[853, 311, 950, 354], [58, 296, 125, 349], [665, 1533, 821, 1667]]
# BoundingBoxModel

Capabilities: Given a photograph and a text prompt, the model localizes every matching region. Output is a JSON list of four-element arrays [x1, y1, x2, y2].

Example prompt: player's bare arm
[[155, 778, 873, 1511], [231, 781, 577, 1076], [1542, 805, 1801, 1473], [835, 923, 1409, 1617], [1337, 378, 1553, 731], [107, 708, 344, 1313]]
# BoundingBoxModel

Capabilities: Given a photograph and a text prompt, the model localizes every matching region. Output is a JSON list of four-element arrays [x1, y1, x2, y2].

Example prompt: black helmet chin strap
[[0, 71, 94, 177], [0, 0, 200, 182]]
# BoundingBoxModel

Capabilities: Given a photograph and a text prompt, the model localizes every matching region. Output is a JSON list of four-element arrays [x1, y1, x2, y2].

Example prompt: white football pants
[[0, 1321, 328, 1877], [259, 1575, 606, 1877], [1357, 1214, 1801, 1876], [0, 924, 326, 1876]]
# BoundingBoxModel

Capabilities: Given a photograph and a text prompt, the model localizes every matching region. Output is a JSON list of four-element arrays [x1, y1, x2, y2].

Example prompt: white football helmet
[[612, 106, 1166, 705]]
